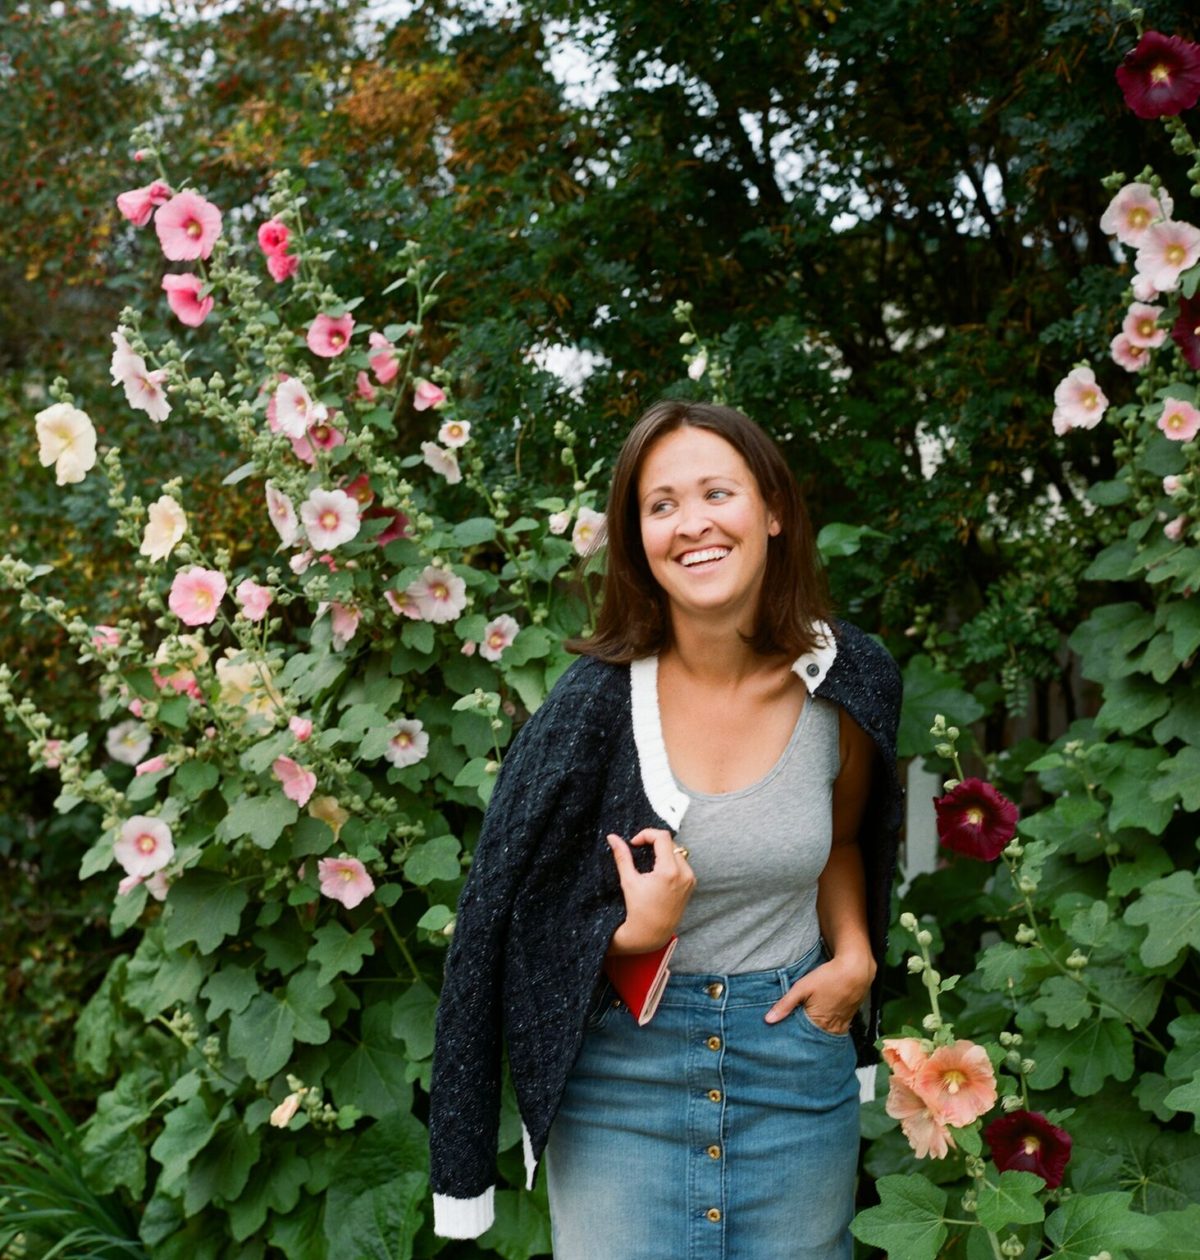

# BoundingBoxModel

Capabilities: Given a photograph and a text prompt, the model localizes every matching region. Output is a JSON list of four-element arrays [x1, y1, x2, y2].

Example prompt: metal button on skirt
[[545, 940, 860, 1260]]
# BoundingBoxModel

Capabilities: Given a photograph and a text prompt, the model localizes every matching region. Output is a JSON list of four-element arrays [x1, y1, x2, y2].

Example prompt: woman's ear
[[768, 516, 782, 537]]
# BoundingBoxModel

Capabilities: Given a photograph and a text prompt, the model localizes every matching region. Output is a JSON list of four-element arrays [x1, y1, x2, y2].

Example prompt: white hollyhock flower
[[273, 378, 326, 439], [139, 494, 186, 562], [266, 482, 301, 547], [35, 403, 97, 486], [300, 488, 361, 550], [106, 720, 152, 766]]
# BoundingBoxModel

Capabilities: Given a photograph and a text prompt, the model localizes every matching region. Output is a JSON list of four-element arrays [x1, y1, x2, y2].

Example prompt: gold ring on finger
[[673, 845, 690, 860]]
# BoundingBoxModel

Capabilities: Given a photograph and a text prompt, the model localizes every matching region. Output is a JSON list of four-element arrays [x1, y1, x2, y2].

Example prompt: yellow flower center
[[195, 590, 212, 608], [395, 733, 411, 748], [1168, 411, 1184, 430], [331, 332, 345, 347], [489, 633, 503, 649], [1130, 207, 1150, 228], [137, 833, 157, 853], [1137, 318, 1155, 337], [432, 583, 448, 601], [943, 1070, 965, 1095], [965, 807, 984, 826], [1151, 63, 1171, 83], [1166, 244, 1185, 265], [1022, 1135, 1042, 1155], [1082, 389, 1098, 410], [340, 868, 355, 882], [320, 509, 338, 530], [187, 220, 202, 238], [313, 425, 329, 441]]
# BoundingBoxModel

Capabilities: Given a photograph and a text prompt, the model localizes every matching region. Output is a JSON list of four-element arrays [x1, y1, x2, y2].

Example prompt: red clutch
[[603, 936, 678, 1026]]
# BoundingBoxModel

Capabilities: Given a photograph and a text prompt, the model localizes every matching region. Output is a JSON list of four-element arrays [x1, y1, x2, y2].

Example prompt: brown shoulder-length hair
[[569, 399, 834, 663]]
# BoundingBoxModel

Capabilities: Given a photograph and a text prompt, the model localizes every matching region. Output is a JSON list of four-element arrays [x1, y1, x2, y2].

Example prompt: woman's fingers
[[765, 979, 811, 1024], [626, 827, 674, 848]]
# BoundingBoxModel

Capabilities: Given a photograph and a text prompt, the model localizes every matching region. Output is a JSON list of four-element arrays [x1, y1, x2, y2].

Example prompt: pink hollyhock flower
[[548, 511, 570, 535], [140, 494, 186, 562], [318, 855, 375, 909], [114, 814, 174, 877], [1165, 514, 1188, 541], [289, 716, 313, 742], [273, 378, 326, 440], [265, 482, 301, 548], [1051, 366, 1107, 434], [1116, 30, 1200, 119], [984, 1110, 1072, 1189], [267, 251, 299, 283], [41, 739, 64, 769], [154, 189, 223, 261], [383, 718, 429, 768], [1100, 182, 1173, 247], [290, 550, 314, 575], [1131, 273, 1159, 302], [35, 403, 97, 485], [480, 614, 519, 662], [572, 506, 607, 556], [384, 588, 423, 619], [111, 345, 171, 423], [355, 371, 377, 402], [1135, 219, 1200, 293], [1122, 302, 1166, 349], [273, 756, 317, 807], [116, 869, 170, 900], [406, 565, 468, 623], [1171, 294, 1200, 370], [106, 720, 151, 766], [162, 273, 214, 327], [688, 351, 708, 381], [235, 579, 273, 622], [269, 1092, 303, 1128], [461, 639, 477, 656], [344, 474, 375, 508], [128, 698, 144, 717], [935, 778, 1019, 861], [91, 625, 121, 649], [169, 566, 227, 626], [413, 378, 446, 411], [291, 418, 345, 465], [300, 488, 361, 550], [328, 602, 361, 650], [1164, 474, 1183, 495], [135, 754, 169, 777], [368, 332, 400, 384], [368, 507, 410, 546], [257, 219, 290, 256], [115, 180, 172, 228], [438, 417, 471, 448], [886, 1076, 956, 1161], [421, 441, 462, 485], [307, 313, 355, 358], [1158, 397, 1200, 442], [913, 1040, 997, 1128], [1110, 333, 1148, 372]]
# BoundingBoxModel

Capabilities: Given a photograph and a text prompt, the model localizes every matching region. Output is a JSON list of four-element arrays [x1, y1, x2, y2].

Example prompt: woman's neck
[[663, 616, 767, 686]]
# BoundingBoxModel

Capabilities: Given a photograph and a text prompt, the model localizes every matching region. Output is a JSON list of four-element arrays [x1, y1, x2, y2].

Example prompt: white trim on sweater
[[432, 1186, 495, 1238]]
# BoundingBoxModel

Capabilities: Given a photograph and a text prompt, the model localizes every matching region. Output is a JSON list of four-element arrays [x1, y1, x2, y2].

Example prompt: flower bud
[[935, 742, 954, 758], [899, 911, 918, 932], [1066, 950, 1087, 970], [916, 929, 933, 947], [1001, 1236, 1025, 1257], [1015, 923, 1036, 944], [945, 726, 959, 739], [907, 955, 925, 974], [999, 1030, 1014, 1047], [1005, 1049, 1023, 1070], [961, 1189, 977, 1212], [1003, 840, 1023, 858], [942, 778, 960, 792], [921, 1013, 942, 1032], [1001, 1094, 1023, 1113], [1018, 877, 1038, 895], [1021, 1058, 1036, 1075]]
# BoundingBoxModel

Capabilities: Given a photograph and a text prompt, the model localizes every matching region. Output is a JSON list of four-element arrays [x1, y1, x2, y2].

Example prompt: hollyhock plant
[[135, 754, 169, 777], [307, 313, 354, 358], [572, 507, 607, 557], [384, 588, 422, 619], [407, 566, 467, 624], [257, 219, 290, 256], [480, 614, 519, 662], [290, 419, 345, 466], [273, 378, 326, 440], [1165, 514, 1188, 541], [1100, 181, 1173, 246], [300, 488, 361, 550], [318, 855, 375, 909], [168, 566, 228, 626], [289, 716, 313, 742], [1171, 294, 1200, 370], [114, 815, 175, 878], [269, 1093, 303, 1129], [267, 251, 300, 283], [1115, 30, 1200, 119], [1158, 397, 1200, 442], [1110, 333, 1148, 372], [934, 777, 1019, 860], [548, 510, 570, 535], [115, 180, 173, 227], [106, 720, 152, 766], [912, 1040, 998, 1128], [383, 718, 429, 768], [35, 403, 97, 486], [111, 345, 171, 423], [273, 756, 317, 807], [235, 579, 273, 622], [355, 371, 377, 402], [368, 332, 400, 384], [161, 273, 214, 327], [421, 441, 462, 485], [1135, 219, 1200, 292], [413, 378, 446, 411], [140, 494, 187, 562], [438, 417, 471, 448], [984, 1111, 1072, 1189], [885, 1076, 956, 1161], [1122, 302, 1166, 348], [265, 482, 301, 548], [154, 189, 223, 261], [1051, 366, 1107, 434]]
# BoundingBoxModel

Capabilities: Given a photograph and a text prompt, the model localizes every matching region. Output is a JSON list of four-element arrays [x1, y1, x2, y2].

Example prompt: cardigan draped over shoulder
[[429, 619, 903, 1239]]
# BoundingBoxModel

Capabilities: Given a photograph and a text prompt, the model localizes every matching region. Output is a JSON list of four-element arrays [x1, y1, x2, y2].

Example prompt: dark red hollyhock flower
[[934, 778, 1019, 861], [1172, 294, 1200, 371], [367, 506, 410, 547], [1116, 31, 1200, 119], [984, 1110, 1072, 1189]]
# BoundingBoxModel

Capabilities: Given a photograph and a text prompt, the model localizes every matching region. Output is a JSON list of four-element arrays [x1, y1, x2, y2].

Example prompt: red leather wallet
[[603, 936, 678, 1025]]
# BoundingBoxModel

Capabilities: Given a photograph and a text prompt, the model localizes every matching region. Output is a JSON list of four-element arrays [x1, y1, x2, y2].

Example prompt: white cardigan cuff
[[433, 1186, 495, 1238]]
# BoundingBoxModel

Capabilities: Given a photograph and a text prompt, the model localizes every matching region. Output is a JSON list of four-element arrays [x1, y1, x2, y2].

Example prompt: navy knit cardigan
[[429, 619, 903, 1238]]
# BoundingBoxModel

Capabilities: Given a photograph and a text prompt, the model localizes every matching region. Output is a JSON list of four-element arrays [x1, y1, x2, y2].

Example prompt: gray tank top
[[669, 695, 841, 974]]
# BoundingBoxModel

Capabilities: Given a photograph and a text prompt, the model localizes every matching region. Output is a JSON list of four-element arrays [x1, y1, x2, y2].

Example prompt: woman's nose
[[675, 499, 712, 537]]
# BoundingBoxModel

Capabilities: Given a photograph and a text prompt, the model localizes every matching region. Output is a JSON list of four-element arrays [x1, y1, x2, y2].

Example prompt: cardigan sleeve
[[428, 660, 609, 1238]]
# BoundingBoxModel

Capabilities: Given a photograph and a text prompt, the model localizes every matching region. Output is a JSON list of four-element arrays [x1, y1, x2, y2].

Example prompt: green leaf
[[1109, 848, 1174, 897], [403, 834, 461, 885], [1108, 746, 1176, 836], [80, 1074, 150, 1197], [1084, 538, 1139, 582], [850, 1174, 948, 1260], [1044, 1191, 1165, 1259], [164, 869, 250, 954], [277, 651, 347, 701], [1162, 599, 1200, 661], [329, 1000, 413, 1120], [310, 921, 377, 986], [1132, 1205, 1200, 1258], [124, 929, 205, 1018], [452, 516, 497, 546], [1087, 477, 1130, 506], [201, 965, 258, 1020], [816, 521, 883, 558], [1125, 871, 1200, 967], [74, 960, 125, 1076], [390, 982, 439, 1061], [227, 1150, 309, 1241], [175, 759, 220, 799], [228, 970, 332, 1080], [1151, 746, 1200, 811], [401, 619, 435, 654], [220, 793, 299, 849], [1025, 1017, 1134, 1096], [1095, 673, 1172, 736], [479, 1188, 554, 1260], [185, 1119, 260, 1214], [416, 904, 453, 931], [974, 1169, 1045, 1232], [504, 624, 555, 666], [1154, 687, 1200, 746], [1032, 975, 1092, 1029], [1163, 1074, 1200, 1129], [150, 1096, 220, 1194], [898, 656, 986, 759], [976, 941, 1040, 993]]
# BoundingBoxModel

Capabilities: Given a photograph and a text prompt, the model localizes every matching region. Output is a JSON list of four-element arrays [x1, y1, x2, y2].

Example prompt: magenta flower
[[1135, 219, 1200, 293], [984, 1111, 1072, 1189], [406, 565, 467, 624], [368, 332, 400, 385], [356, 371, 377, 401], [273, 756, 317, 807], [368, 507, 410, 547], [289, 716, 313, 742], [1100, 182, 1173, 247], [480, 614, 520, 662], [307, 313, 355, 358], [1122, 303, 1166, 349], [168, 566, 227, 626], [162, 273, 214, 327], [1159, 398, 1200, 442], [267, 252, 299, 283], [116, 180, 173, 228], [1110, 333, 1147, 372], [1116, 31, 1200, 119], [413, 378, 447, 411], [114, 815, 174, 878], [935, 778, 1019, 861], [154, 189, 222, 261], [257, 219, 290, 255], [1171, 294, 1200, 370], [235, 578, 273, 622], [318, 855, 375, 909], [1051, 366, 1107, 435], [300, 488, 361, 550]]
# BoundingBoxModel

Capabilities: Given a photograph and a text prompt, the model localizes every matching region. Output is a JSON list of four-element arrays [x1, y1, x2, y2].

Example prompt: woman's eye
[[649, 501, 672, 514], [707, 489, 730, 501]]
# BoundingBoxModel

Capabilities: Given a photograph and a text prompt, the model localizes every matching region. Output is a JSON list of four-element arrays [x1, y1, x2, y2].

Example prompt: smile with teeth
[[680, 547, 730, 567]]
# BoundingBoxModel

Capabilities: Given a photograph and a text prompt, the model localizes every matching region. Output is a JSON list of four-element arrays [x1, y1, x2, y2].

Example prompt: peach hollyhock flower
[[257, 219, 290, 256], [273, 756, 317, 807], [355, 371, 377, 402], [169, 566, 227, 626], [235, 578, 273, 622], [267, 251, 299, 283], [289, 716, 313, 742], [407, 565, 468, 624], [135, 754, 169, 777], [116, 180, 173, 227], [140, 494, 187, 562], [1164, 514, 1188, 541], [548, 511, 570, 535], [215, 649, 282, 723], [1123, 303, 1167, 349], [1158, 397, 1200, 442], [1110, 333, 1147, 372], [984, 1110, 1072, 1189], [307, 313, 355, 358], [384, 588, 423, 619], [300, 488, 361, 550], [269, 1092, 303, 1128], [1135, 219, 1200, 292], [1051, 366, 1107, 435], [309, 795, 350, 838], [1116, 30, 1200, 120], [35, 403, 97, 486], [886, 1076, 957, 1160], [572, 507, 607, 556], [438, 417, 471, 448], [383, 718, 429, 768], [114, 814, 174, 877], [273, 378, 326, 440], [161, 273, 214, 327], [480, 614, 520, 662], [881, 1037, 929, 1087], [106, 720, 151, 766], [368, 332, 400, 385], [91, 625, 121, 649], [413, 379, 447, 411], [318, 855, 375, 909], [1100, 182, 1173, 247], [421, 441, 462, 485], [155, 189, 222, 261], [912, 1040, 997, 1128], [265, 482, 300, 548], [934, 777, 1019, 861], [1164, 474, 1183, 495]]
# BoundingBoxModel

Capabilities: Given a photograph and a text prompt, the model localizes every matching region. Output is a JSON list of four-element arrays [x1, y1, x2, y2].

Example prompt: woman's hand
[[763, 950, 876, 1033], [606, 828, 696, 955]]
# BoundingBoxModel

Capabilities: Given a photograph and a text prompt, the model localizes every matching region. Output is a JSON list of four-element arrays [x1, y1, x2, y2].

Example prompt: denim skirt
[[544, 940, 860, 1260]]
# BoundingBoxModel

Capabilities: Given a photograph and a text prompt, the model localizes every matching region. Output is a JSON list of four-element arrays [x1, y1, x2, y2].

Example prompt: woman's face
[[636, 425, 780, 633]]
